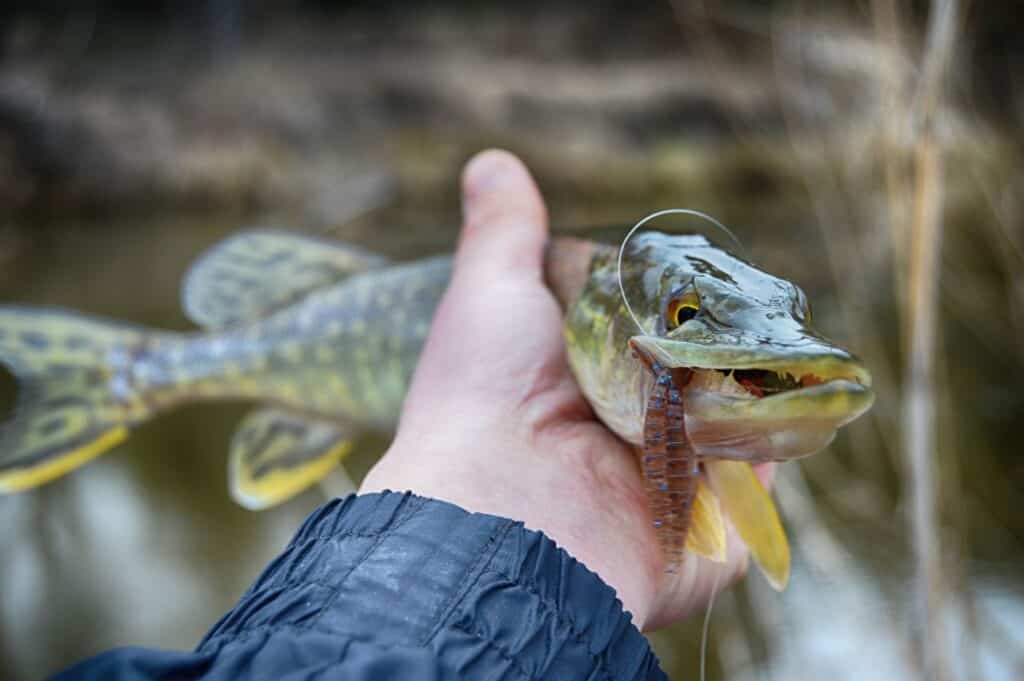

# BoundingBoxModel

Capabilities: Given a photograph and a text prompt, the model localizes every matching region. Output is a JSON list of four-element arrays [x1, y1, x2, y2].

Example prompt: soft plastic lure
[[641, 364, 697, 563], [640, 362, 727, 567]]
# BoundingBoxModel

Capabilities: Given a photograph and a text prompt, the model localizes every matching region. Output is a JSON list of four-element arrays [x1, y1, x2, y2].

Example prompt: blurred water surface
[[1, 3, 1023, 680]]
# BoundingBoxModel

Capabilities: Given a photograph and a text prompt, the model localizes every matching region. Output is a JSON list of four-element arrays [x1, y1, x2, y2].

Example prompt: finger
[[456, 149, 549, 282]]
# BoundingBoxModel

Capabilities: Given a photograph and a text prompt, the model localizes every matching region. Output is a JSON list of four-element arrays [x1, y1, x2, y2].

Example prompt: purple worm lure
[[640, 363, 699, 566]]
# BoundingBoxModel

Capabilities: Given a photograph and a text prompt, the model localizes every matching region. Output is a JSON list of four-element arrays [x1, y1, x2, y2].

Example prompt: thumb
[[455, 149, 549, 283], [398, 150, 558, 415]]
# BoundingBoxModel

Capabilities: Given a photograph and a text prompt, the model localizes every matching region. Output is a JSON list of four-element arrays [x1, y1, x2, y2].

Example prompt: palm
[[368, 270, 745, 629], [529, 344, 747, 630], [362, 148, 748, 631]]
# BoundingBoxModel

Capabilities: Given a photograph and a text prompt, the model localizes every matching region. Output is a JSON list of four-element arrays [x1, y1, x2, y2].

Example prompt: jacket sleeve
[[54, 491, 668, 681]]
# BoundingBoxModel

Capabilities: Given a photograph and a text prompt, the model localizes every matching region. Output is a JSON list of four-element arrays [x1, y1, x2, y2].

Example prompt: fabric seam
[[419, 520, 515, 646], [200, 621, 411, 657], [449, 620, 533, 681], [305, 494, 427, 630], [453, 566, 625, 681]]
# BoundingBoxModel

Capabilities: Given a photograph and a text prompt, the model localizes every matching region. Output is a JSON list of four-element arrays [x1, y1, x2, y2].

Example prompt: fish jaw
[[629, 335, 874, 462]]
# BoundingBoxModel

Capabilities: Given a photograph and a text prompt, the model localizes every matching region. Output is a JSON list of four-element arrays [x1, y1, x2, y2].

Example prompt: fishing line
[[699, 563, 724, 681], [614, 209, 737, 675], [616, 208, 744, 334]]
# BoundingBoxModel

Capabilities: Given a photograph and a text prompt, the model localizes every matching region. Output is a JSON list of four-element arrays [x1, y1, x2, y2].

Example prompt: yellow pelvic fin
[[684, 476, 728, 563], [229, 408, 355, 510], [705, 460, 790, 591], [0, 427, 128, 493]]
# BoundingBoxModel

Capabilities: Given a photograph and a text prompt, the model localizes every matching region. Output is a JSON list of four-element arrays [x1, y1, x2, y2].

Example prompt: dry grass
[[897, 1, 958, 678], [658, 1, 1023, 679]]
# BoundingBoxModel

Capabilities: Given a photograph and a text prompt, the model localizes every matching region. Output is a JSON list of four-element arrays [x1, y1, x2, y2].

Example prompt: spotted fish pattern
[[128, 257, 449, 427], [0, 228, 855, 588], [0, 309, 143, 490], [0, 231, 451, 503]]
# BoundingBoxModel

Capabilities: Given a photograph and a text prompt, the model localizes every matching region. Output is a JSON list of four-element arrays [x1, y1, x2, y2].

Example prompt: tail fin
[[0, 307, 147, 492]]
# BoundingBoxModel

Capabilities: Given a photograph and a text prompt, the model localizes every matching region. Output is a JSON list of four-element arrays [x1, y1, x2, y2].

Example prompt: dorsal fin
[[182, 230, 387, 329]]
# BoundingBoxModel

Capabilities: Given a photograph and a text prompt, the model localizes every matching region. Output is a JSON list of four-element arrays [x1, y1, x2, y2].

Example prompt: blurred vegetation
[[1, 1, 1022, 680]]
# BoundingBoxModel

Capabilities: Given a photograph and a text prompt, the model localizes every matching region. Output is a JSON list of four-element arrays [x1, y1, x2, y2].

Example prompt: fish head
[[621, 231, 873, 462]]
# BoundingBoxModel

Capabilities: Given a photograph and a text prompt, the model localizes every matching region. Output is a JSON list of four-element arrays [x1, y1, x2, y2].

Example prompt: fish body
[[0, 233, 454, 502], [120, 256, 451, 431], [0, 229, 873, 585]]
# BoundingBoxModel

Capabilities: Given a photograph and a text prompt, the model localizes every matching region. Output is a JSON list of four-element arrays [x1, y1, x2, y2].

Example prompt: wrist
[[362, 453, 659, 630], [545, 532, 658, 630]]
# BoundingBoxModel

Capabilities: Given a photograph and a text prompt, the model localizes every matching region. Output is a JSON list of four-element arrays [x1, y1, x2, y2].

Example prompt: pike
[[0, 229, 873, 588], [560, 231, 874, 586]]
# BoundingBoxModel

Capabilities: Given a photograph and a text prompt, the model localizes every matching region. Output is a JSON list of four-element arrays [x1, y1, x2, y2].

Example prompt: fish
[[563, 231, 873, 587], [0, 229, 873, 588]]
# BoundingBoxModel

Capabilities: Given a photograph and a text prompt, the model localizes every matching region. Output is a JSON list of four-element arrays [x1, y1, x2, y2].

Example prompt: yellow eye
[[666, 291, 700, 330]]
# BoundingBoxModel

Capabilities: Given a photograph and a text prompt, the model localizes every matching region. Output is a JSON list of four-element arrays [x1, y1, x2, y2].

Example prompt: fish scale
[[120, 256, 451, 429]]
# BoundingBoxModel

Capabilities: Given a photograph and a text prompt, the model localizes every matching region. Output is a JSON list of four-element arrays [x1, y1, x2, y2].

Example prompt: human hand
[[360, 149, 773, 630]]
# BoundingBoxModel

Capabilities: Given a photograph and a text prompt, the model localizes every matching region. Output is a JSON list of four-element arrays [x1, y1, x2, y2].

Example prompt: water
[[1, 204, 1020, 680], [2, 5, 1022, 678]]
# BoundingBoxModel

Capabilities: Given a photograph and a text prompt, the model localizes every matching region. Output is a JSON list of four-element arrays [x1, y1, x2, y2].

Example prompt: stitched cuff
[[198, 492, 666, 681]]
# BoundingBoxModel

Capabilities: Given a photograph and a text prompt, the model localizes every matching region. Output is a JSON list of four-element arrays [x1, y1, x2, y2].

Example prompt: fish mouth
[[629, 335, 872, 392], [682, 367, 874, 424], [629, 335, 875, 460]]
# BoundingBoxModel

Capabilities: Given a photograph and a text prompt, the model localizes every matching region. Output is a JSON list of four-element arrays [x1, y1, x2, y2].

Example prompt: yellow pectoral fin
[[684, 476, 727, 563], [705, 460, 790, 591], [229, 408, 355, 510]]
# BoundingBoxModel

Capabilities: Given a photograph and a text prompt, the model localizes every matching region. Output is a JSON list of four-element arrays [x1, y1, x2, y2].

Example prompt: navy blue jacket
[[56, 492, 667, 680]]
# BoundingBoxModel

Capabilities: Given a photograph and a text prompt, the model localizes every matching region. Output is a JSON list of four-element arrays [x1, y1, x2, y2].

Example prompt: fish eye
[[666, 290, 701, 330]]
